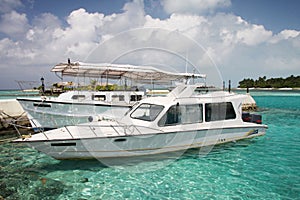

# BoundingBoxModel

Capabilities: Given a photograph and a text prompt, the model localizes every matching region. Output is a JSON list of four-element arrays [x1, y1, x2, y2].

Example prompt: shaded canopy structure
[[51, 61, 206, 84]]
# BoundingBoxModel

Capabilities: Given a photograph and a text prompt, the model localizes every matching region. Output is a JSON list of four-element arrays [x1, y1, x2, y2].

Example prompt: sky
[[0, 0, 299, 89]]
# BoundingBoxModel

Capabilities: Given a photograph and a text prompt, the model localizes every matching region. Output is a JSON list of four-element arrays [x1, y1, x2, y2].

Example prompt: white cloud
[[278, 29, 300, 39], [0, 38, 36, 62], [0, 0, 299, 89], [236, 24, 272, 46], [142, 12, 299, 85], [26, 13, 61, 41], [0, 11, 29, 37], [162, 0, 231, 14], [269, 29, 300, 44], [0, 0, 149, 89], [33, 13, 61, 29], [145, 13, 206, 32], [0, 0, 22, 13], [100, 0, 145, 35], [61, 8, 104, 46]]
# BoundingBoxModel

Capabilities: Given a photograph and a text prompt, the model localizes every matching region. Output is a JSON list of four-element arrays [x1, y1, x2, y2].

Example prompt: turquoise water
[[1, 91, 300, 199], [0, 90, 39, 99]]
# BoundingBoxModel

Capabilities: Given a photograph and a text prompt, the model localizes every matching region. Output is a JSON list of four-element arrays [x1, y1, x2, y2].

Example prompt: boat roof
[[141, 84, 246, 105], [51, 61, 206, 83]]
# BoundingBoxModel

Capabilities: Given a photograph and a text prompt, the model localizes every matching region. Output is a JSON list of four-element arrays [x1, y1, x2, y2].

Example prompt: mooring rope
[[0, 110, 27, 120], [0, 136, 19, 143]]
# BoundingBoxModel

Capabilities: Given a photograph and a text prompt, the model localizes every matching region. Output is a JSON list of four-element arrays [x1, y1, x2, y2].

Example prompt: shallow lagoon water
[[0, 90, 39, 100], [0, 91, 299, 199]]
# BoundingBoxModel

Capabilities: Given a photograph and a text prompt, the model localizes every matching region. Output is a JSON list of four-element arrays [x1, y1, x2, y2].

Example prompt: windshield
[[124, 102, 139, 116], [130, 103, 164, 121]]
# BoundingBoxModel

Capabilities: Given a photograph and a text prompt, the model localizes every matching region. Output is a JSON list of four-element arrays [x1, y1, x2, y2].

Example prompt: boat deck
[[16, 121, 164, 142]]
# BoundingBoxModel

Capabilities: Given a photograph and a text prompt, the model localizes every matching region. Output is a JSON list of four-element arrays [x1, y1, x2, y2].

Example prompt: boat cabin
[[128, 98, 239, 127], [123, 84, 259, 129], [58, 90, 144, 104]]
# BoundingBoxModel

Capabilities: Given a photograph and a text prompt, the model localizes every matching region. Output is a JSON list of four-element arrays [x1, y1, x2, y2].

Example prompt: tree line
[[238, 75, 300, 88]]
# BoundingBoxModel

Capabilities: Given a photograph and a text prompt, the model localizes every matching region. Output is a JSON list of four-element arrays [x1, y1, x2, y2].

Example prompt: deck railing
[[10, 115, 164, 141]]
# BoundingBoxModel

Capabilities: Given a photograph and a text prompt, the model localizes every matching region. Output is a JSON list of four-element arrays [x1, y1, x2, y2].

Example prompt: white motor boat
[[17, 61, 204, 130], [17, 90, 144, 130], [13, 84, 267, 160]]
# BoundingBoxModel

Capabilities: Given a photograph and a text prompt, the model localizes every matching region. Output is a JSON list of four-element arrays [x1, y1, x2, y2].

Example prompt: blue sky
[[230, 0, 300, 33], [20, 0, 300, 33], [21, 0, 127, 20], [0, 0, 299, 89]]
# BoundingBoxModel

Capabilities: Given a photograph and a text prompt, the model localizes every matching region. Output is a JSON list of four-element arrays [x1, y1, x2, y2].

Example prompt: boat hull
[[18, 125, 266, 160], [17, 99, 130, 129]]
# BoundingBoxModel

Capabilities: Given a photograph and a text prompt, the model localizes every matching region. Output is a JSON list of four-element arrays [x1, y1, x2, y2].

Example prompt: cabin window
[[205, 102, 236, 122], [94, 95, 106, 101], [33, 103, 51, 108], [130, 103, 164, 121], [158, 104, 203, 126], [71, 95, 85, 100], [112, 95, 125, 102], [130, 95, 142, 101]]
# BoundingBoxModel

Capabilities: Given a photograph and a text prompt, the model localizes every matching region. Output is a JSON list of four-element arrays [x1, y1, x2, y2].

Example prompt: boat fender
[[22, 133, 32, 140], [88, 116, 93, 122], [0, 119, 9, 129]]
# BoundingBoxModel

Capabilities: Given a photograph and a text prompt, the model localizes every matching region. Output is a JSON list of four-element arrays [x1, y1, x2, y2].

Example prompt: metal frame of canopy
[[51, 61, 206, 84]]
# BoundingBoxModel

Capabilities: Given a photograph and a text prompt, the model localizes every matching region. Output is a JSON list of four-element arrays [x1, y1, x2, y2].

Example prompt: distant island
[[238, 75, 300, 88]]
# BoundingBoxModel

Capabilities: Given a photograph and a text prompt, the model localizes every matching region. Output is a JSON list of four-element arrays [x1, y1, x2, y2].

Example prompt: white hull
[[18, 98, 130, 129], [18, 125, 266, 160]]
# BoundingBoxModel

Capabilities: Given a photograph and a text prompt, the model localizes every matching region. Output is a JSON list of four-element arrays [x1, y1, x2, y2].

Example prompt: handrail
[[110, 125, 122, 136], [41, 130, 49, 140], [133, 125, 142, 135], [64, 126, 74, 139], [89, 126, 98, 137], [77, 123, 164, 133], [29, 118, 42, 132], [9, 115, 165, 140]]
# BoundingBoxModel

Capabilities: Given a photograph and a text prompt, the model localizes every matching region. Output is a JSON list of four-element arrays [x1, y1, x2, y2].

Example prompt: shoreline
[[233, 87, 300, 91]]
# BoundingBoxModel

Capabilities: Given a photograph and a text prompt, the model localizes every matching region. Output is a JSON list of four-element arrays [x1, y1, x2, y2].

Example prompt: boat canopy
[[51, 61, 206, 83]]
